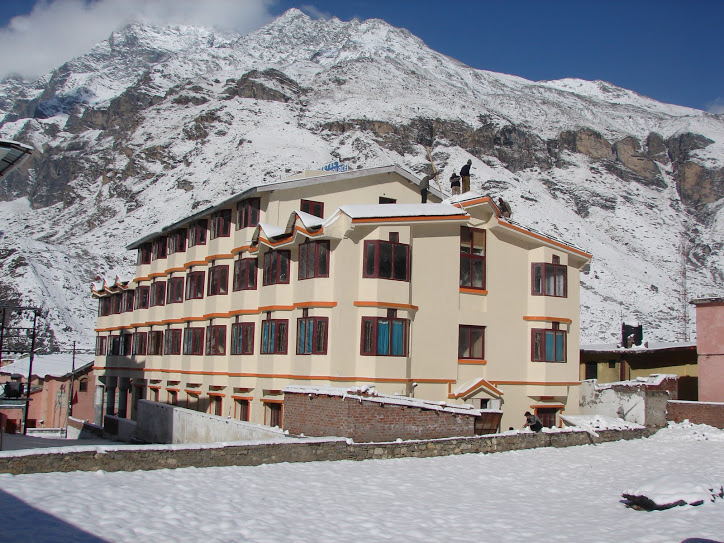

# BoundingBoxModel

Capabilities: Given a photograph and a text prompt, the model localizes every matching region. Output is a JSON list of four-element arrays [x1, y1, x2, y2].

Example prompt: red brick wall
[[284, 392, 476, 442], [667, 400, 724, 429]]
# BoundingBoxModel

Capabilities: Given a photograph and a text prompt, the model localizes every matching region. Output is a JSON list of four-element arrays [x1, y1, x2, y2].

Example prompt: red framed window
[[458, 325, 485, 359], [266, 402, 283, 427], [135, 286, 150, 309], [138, 243, 152, 265], [98, 297, 111, 317], [263, 250, 291, 285], [237, 198, 260, 229], [111, 293, 123, 314], [152, 236, 168, 260], [209, 396, 223, 416], [133, 332, 147, 356], [188, 219, 208, 247], [183, 327, 204, 355], [148, 331, 164, 355], [168, 390, 178, 406], [532, 326, 567, 362], [532, 260, 567, 297], [207, 265, 229, 296], [206, 325, 227, 355], [109, 335, 121, 356], [168, 229, 187, 254], [186, 271, 205, 300], [460, 227, 485, 289], [95, 335, 107, 355], [231, 322, 254, 355], [363, 237, 410, 281], [235, 399, 250, 421], [535, 407, 560, 428], [122, 290, 135, 312], [165, 329, 182, 355], [150, 281, 166, 307], [299, 240, 329, 280], [233, 258, 257, 291], [297, 315, 328, 355], [166, 277, 184, 304], [360, 311, 408, 356], [210, 209, 232, 239], [300, 199, 324, 218], [261, 319, 288, 354], [121, 333, 133, 356]]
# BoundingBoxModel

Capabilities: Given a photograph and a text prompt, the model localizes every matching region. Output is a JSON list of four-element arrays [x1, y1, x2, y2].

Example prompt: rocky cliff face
[[0, 9, 722, 350]]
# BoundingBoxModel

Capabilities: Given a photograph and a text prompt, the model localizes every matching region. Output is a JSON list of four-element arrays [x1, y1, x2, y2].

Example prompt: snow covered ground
[[0, 422, 723, 542]]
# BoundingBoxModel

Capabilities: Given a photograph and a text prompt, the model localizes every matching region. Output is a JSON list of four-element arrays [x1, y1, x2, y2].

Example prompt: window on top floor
[[168, 229, 187, 254], [186, 271, 205, 300], [138, 243, 152, 265], [98, 297, 111, 317], [532, 323, 567, 362], [263, 250, 290, 285], [166, 277, 184, 304], [111, 293, 123, 314], [135, 286, 150, 309], [122, 290, 135, 312], [460, 227, 485, 290], [233, 258, 258, 291], [207, 265, 229, 296], [300, 199, 324, 218], [211, 209, 232, 239], [152, 236, 168, 260], [237, 198, 260, 229], [188, 219, 208, 247], [532, 257, 567, 297], [150, 281, 166, 307], [299, 240, 329, 280], [363, 234, 410, 281]]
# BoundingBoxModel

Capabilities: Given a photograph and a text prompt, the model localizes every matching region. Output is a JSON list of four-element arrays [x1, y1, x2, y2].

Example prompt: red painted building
[[691, 297, 724, 402]]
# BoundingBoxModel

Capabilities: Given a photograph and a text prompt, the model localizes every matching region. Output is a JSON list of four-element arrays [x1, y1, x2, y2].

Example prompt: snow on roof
[[591, 374, 679, 390], [560, 414, 646, 433], [255, 222, 286, 239], [452, 377, 503, 398], [338, 203, 468, 220], [581, 341, 696, 352], [283, 385, 501, 416], [289, 210, 324, 230], [690, 296, 724, 305], [0, 353, 94, 379]]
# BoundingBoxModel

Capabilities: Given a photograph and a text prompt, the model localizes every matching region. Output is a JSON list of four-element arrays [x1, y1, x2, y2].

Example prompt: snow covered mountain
[[0, 8, 722, 351]]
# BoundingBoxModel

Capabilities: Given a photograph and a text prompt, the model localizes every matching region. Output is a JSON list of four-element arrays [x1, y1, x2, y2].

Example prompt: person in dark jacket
[[524, 411, 543, 432], [498, 197, 512, 218], [420, 174, 434, 203], [450, 173, 461, 195], [460, 159, 472, 193]]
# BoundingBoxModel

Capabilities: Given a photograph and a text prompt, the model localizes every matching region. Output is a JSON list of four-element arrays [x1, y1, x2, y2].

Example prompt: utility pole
[[680, 236, 690, 342], [68, 341, 76, 422], [22, 309, 38, 435]]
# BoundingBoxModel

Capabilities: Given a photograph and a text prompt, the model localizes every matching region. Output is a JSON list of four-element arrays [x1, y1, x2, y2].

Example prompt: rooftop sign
[[320, 160, 349, 173]]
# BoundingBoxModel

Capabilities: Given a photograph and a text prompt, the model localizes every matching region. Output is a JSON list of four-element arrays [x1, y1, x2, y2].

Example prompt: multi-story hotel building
[[92, 165, 591, 431]]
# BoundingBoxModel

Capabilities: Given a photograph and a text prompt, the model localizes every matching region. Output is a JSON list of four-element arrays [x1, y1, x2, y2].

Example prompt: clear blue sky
[[1, 0, 722, 112]]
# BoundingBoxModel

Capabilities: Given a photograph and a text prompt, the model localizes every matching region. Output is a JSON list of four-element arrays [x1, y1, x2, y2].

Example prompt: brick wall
[[284, 392, 479, 441], [667, 400, 724, 429]]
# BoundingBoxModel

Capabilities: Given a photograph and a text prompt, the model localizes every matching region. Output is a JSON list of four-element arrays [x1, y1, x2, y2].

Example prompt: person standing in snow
[[460, 159, 472, 193], [524, 411, 543, 432], [498, 197, 512, 218], [420, 174, 434, 203], [450, 173, 461, 195]]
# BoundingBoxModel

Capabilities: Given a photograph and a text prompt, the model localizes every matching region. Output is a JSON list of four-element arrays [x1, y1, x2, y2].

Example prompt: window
[[207, 265, 229, 296], [152, 236, 168, 260], [536, 407, 559, 428], [299, 240, 329, 280], [297, 316, 328, 355], [261, 319, 288, 354], [188, 219, 208, 247], [95, 335, 107, 355], [585, 362, 598, 380], [363, 238, 410, 281], [109, 335, 121, 356], [532, 260, 567, 297], [122, 290, 135, 312], [168, 390, 178, 406], [150, 281, 166, 307], [458, 325, 485, 359], [151, 388, 159, 402], [233, 258, 257, 291], [133, 332, 147, 356], [166, 277, 184, 304], [186, 271, 205, 299], [135, 286, 150, 309], [379, 197, 396, 204], [121, 333, 133, 356], [267, 402, 283, 427], [211, 209, 232, 239], [460, 227, 485, 289], [210, 396, 223, 416], [138, 243, 152, 265], [206, 325, 226, 355], [78, 378, 88, 393], [361, 312, 408, 356], [111, 293, 123, 314], [168, 229, 187, 254], [148, 331, 164, 355], [237, 198, 260, 229], [165, 329, 182, 355], [263, 250, 291, 285], [235, 399, 250, 421], [231, 322, 254, 355], [300, 199, 324, 218], [183, 327, 204, 355], [532, 326, 567, 362], [98, 297, 111, 317]]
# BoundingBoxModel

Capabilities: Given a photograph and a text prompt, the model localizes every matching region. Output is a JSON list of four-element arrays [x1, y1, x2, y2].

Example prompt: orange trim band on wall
[[354, 301, 419, 311], [208, 392, 226, 397], [165, 267, 187, 274], [148, 272, 166, 278], [490, 380, 581, 386], [530, 403, 566, 410], [205, 253, 234, 262], [258, 305, 295, 313], [165, 388, 180, 392], [496, 221, 592, 259], [184, 260, 207, 269], [351, 214, 469, 224], [523, 316, 573, 324], [184, 389, 202, 395], [231, 395, 253, 401], [459, 287, 488, 295], [148, 385, 162, 390], [458, 359, 487, 365], [260, 399, 284, 404], [133, 276, 150, 283], [294, 301, 338, 309]]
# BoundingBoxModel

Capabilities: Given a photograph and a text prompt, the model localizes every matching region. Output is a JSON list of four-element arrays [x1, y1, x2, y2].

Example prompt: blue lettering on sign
[[320, 161, 349, 173]]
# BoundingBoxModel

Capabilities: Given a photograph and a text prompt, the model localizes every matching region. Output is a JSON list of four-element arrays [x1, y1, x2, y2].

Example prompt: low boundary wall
[[667, 400, 724, 429], [0, 427, 651, 475]]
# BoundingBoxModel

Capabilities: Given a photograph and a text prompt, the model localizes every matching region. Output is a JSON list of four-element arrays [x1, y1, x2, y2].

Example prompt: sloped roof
[[0, 140, 33, 177], [338, 202, 468, 220], [0, 353, 94, 379]]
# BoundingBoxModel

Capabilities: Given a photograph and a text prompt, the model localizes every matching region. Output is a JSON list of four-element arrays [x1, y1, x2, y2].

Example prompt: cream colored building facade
[[92, 165, 591, 431]]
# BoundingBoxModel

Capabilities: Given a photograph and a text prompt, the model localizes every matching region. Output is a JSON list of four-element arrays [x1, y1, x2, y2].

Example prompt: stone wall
[[67, 416, 103, 439], [579, 377, 674, 427], [0, 427, 651, 475], [667, 400, 724, 429]]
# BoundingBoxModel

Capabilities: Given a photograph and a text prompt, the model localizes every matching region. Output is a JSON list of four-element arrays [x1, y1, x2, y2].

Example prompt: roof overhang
[[0, 140, 33, 177]]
